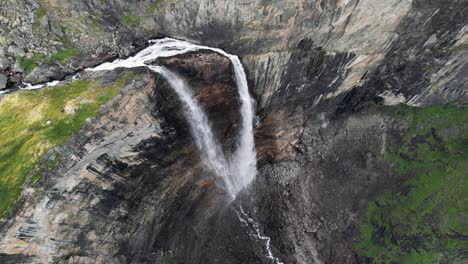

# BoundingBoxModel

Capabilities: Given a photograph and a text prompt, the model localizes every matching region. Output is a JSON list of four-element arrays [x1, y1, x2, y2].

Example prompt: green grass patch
[[0, 78, 123, 218], [16, 48, 80, 74], [355, 105, 468, 263], [121, 14, 141, 26], [17, 54, 46, 74], [49, 48, 80, 64]]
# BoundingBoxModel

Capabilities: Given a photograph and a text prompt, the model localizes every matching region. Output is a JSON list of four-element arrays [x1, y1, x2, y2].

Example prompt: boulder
[[0, 58, 12, 70], [24, 64, 65, 84], [13, 61, 24, 73], [7, 45, 25, 57]]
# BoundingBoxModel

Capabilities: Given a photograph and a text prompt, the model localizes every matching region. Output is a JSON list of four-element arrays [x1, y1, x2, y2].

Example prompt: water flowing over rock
[[151, 66, 233, 197], [90, 38, 258, 200]]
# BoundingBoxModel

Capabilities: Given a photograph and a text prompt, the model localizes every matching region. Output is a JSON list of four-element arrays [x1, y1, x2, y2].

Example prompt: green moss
[[45, 155, 60, 170], [58, 26, 73, 47], [355, 105, 468, 263], [288, 48, 301, 54], [90, 17, 103, 33], [30, 173, 43, 185], [318, 48, 326, 63], [26, 153, 60, 186], [0, 78, 123, 218], [32, 22, 43, 35], [452, 43, 468, 52], [121, 14, 141, 26], [36, 7, 47, 19], [148, 0, 164, 13], [17, 54, 46, 74], [163, 251, 175, 264]]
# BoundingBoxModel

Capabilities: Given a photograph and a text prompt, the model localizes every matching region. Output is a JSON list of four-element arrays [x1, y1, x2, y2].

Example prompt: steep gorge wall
[[2, 0, 466, 107]]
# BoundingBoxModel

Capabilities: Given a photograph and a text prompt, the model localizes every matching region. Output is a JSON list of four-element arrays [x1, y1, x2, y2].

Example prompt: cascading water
[[227, 56, 257, 195], [236, 206, 284, 264], [148, 65, 236, 198], [88, 38, 257, 200]]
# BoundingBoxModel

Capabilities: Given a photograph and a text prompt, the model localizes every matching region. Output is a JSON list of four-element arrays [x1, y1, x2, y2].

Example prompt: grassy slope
[[355, 105, 468, 263], [0, 78, 122, 218]]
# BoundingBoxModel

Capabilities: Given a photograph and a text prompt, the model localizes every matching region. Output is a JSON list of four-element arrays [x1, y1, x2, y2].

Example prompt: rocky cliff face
[[0, 52, 259, 263], [2, 0, 467, 106], [0, 0, 467, 263]]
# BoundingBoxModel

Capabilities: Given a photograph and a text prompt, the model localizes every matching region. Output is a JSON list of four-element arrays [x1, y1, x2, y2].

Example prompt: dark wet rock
[[7, 73, 22, 89], [154, 50, 234, 86], [154, 50, 241, 153], [24, 64, 65, 84], [0, 74, 6, 90], [0, 253, 34, 264]]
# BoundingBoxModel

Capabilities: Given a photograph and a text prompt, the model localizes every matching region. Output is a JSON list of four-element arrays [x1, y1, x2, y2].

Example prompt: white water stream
[[236, 206, 284, 264], [89, 38, 257, 200]]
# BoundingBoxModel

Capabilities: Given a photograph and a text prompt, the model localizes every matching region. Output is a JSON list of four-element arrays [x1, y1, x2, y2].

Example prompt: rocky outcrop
[[24, 64, 64, 84]]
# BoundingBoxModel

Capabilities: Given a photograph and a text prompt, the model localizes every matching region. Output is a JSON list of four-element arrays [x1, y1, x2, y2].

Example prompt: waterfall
[[148, 66, 236, 198], [228, 56, 257, 195], [87, 38, 257, 200], [0, 37, 259, 199]]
